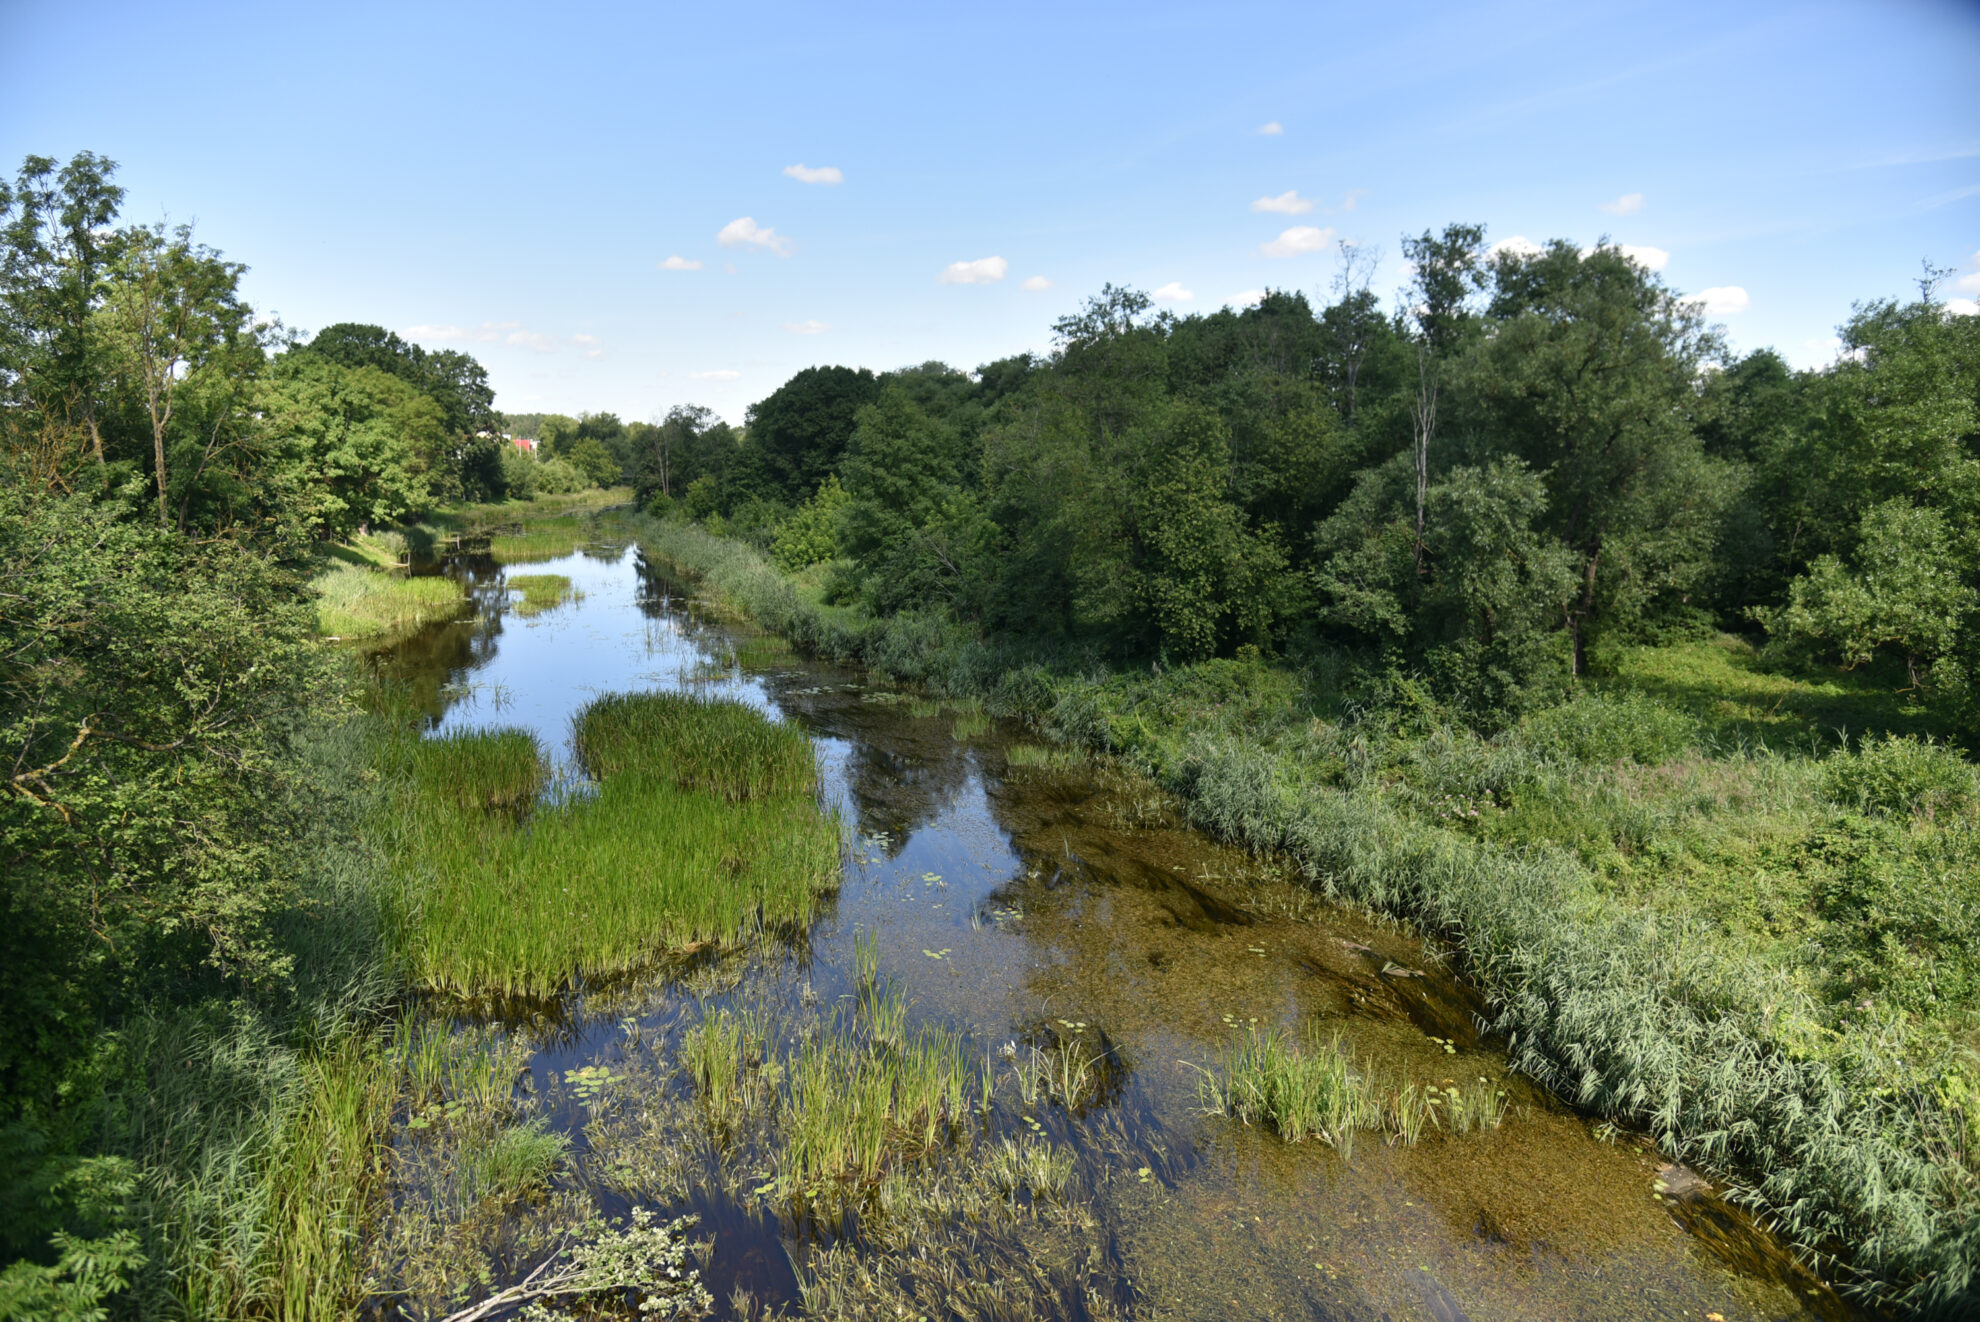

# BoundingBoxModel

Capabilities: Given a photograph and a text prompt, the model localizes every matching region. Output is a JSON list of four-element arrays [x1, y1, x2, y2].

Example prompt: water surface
[[374, 537, 1849, 1322]]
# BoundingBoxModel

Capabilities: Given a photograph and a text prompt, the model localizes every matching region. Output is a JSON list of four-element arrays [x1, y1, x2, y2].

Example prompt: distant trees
[[642, 232, 1980, 721]]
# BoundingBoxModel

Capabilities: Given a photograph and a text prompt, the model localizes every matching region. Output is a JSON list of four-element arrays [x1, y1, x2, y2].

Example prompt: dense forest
[[5, 149, 1978, 1317], [625, 234, 1980, 723]]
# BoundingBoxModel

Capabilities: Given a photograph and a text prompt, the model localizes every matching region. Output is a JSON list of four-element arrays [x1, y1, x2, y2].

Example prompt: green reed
[[387, 700, 838, 997], [312, 563, 464, 640], [505, 573, 578, 617], [570, 691, 817, 802]]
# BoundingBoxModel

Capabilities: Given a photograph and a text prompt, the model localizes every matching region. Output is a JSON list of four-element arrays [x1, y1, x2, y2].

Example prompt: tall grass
[[506, 572, 578, 617], [571, 692, 816, 800], [311, 563, 463, 639], [387, 698, 837, 997], [633, 515, 1980, 1315]]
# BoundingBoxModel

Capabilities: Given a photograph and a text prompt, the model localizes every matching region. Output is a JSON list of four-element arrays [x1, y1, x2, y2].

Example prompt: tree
[[1760, 499, 1976, 689], [742, 365, 880, 502], [97, 222, 262, 529], [256, 353, 440, 536], [1398, 223, 1488, 574], [0, 152, 124, 481], [1466, 240, 1725, 673]]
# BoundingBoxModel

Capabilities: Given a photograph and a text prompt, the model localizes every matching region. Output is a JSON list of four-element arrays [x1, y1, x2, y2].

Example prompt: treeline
[[642, 229, 1980, 722], [0, 151, 628, 556]]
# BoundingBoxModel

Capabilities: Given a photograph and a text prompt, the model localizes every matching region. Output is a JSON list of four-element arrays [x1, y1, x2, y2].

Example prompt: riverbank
[[631, 514, 1980, 1316]]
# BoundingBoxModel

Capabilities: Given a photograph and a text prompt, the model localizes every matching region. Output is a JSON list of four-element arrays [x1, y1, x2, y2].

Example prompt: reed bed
[[1006, 743, 1085, 771], [571, 691, 817, 801], [388, 698, 836, 998], [486, 515, 612, 563], [505, 573, 578, 617], [312, 563, 463, 639]]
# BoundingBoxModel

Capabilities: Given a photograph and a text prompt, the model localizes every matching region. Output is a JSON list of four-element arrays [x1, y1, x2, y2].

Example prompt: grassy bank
[[632, 514, 1980, 1316], [311, 562, 464, 639], [381, 694, 840, 998]]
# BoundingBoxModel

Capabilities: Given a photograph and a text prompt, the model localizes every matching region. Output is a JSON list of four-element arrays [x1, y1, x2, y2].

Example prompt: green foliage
[[1822, 733, 1978, 819], [743, 363, 881, 502], [1, 492, 332, 1108], [1811, 817, 1980, 1015], [1763, 499, 1976, 688], [772, 473, 849, 570]]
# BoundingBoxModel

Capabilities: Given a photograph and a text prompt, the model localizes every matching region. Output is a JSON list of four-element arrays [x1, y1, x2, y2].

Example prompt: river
[[367, 528, 1849, 1322]]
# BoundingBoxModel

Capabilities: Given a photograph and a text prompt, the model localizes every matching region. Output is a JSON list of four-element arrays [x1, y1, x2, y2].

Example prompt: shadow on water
[[364, 535, 1857, 1322]]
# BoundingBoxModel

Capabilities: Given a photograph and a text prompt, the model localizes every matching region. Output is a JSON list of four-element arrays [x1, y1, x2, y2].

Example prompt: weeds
[[570, 691, 816, 801]]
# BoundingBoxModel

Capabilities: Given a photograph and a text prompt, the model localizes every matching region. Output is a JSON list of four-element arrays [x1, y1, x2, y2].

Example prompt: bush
[[1516, 690, 1700, 765], [1823, 733, 1979, 819]]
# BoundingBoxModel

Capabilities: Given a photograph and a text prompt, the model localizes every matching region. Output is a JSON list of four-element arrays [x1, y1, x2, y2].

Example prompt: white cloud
[[1683, 285, 1751, 315], [402, 320, 559, 351], [783, 320, 830, 335], [783, 163, 843, 185], [1947, 298, 1980, 317], [571, 333, 600, 345], [939, 256, 1008, 285], [1600, 192, 1645, 216], [1260, 225, 1335, 258], [571, 333, 603, 359], [1151, 282, 1194, 302], [1020, 275, 1053, 292], [688, 369, 741, 381], [660, 255, 704, 271], [1251, 190, 1313, 215], [1618, 244, 1670, 272], [1226, 289, 1266, 307], [1338, 188, 1368, 212], [1258, 121, 1284, 135], [1488, 236, 1544, 260], [1956, 271, 1980, 295], [717, 216, 792, 256]]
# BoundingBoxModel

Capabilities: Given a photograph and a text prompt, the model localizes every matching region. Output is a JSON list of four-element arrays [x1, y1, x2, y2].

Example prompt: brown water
[[372, 535, 1851, 1322]]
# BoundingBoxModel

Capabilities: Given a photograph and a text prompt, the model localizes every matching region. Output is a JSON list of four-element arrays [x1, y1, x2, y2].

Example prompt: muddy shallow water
[[372, 537, 1851, 1322]]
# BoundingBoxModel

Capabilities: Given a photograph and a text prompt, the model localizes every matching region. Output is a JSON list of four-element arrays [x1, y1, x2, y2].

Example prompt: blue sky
[[3, 0, 1976, 422]]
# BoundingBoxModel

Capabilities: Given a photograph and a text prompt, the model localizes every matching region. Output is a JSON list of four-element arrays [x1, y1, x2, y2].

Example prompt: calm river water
[[373, 535, 1850, 1322]]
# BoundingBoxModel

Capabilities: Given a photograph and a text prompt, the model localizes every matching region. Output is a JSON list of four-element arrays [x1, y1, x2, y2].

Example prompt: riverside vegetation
[[3, 145, 1977, 1317]]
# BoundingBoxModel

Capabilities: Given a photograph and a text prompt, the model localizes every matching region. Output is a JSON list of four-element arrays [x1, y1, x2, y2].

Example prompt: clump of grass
[[986, 1136, 1075, 1204], [462, 1121, 568, 1201], [571, 691, 817, 802], [853, 929, 880, 996], [1823, 733, 1978, 819], [388, 696, 836, 997], [486, 515, 597, 563], [1198, 1023, 1379, 1151], [312, 563, 463, 639], [779, 1018, 985, 1190], [951, 714, 991, 741], [907, 697, 944, 719], [1012, 1038, 1103, 1111], [1433, 1076, 1510, 1135], [1006, 743, 1084, 771], [402, 727, 547, 816], [506, 573, 578, 618], [733, 636, 796, 669]]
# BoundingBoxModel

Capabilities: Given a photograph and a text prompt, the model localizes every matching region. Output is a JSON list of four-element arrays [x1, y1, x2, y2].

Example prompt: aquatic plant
[[505, 573, 578, 618], [312, 563, 463, 639], [385, 698, 837, 997], [570, 691, 817, 802], [1199, 1022, 1379, 1151]]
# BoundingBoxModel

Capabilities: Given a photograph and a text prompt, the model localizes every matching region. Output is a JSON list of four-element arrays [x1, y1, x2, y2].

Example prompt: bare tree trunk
[[1410, 345, 1436, 575]]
